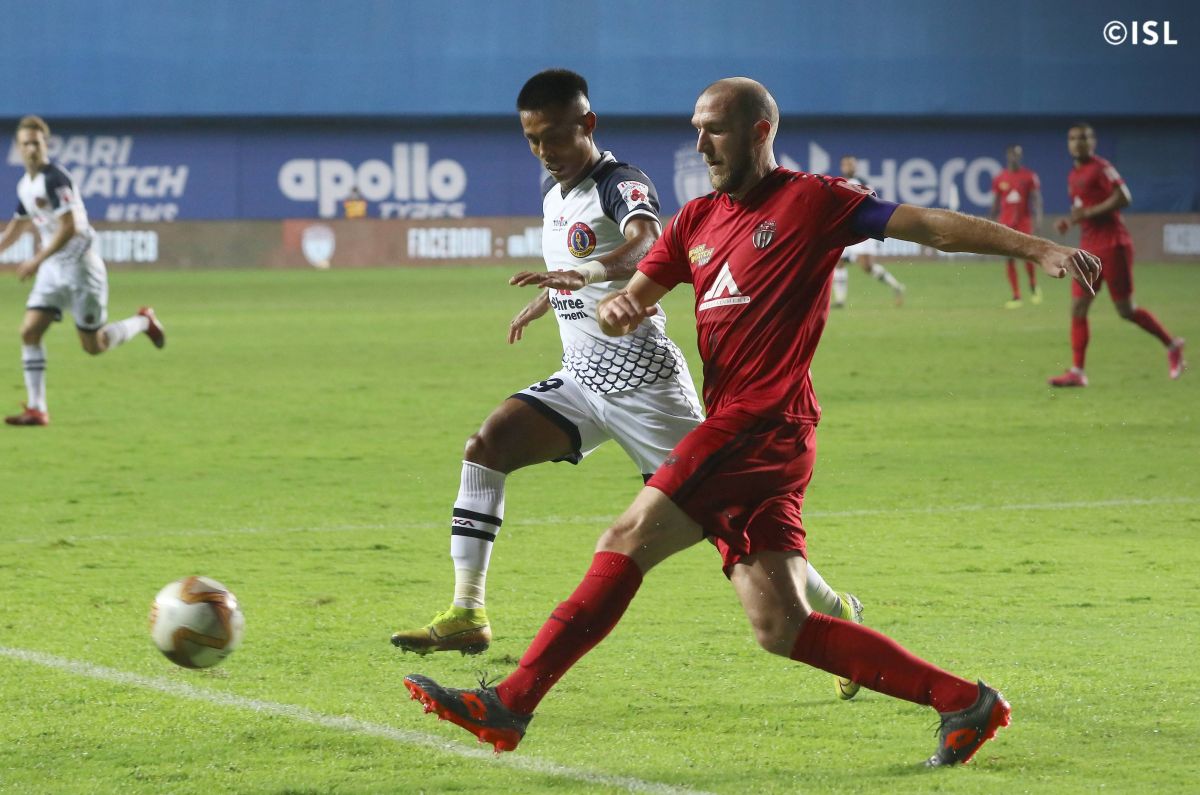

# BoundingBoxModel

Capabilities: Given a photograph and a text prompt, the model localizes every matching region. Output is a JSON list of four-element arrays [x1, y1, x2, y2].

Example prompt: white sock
[[100, 314, 149, 350], [804, 563, 844, 616], [21, 344, 47, 411], [832, 267, 849, 304], [449, 461, 506, 609], [869, 263, 902, 291]]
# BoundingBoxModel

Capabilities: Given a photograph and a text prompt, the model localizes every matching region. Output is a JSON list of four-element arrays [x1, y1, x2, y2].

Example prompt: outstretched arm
[[596, 271, 671, 337], [884, 204, 1101, 294], [509, 216, 661, 291], [17, 212, 75, 281], [0, 217, 30, 258]]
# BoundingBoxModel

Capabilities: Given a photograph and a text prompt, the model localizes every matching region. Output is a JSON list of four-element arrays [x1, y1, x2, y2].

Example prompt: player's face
[[520, 106, 596, 187], [840, 157, 856, 178], [1006, 146, 1022, 169], [692, 94, 755, 195], [16, 129, 48, 172], [1067, 127, 1095, 160]]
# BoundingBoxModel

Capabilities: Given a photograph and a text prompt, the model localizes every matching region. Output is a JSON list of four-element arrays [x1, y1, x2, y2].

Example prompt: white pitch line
[[0, 646, 714, 795], [8, 495, 1198, 545]]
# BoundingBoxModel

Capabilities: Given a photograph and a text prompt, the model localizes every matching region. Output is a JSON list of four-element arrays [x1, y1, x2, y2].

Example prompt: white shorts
[[512, 368, 704, 478], [842, 237, 879, 263], [26, 246, 108, 331]]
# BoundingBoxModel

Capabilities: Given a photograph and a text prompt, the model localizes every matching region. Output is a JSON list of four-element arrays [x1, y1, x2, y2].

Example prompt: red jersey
[[992, 167, 1039, 228], [638, 168, 871, 423], [1068, 155, 1131, 247]]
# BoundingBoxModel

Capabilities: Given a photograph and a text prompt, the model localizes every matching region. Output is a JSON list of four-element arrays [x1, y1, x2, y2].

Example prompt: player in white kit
[[392, 71, 865, 698], [1, 116, 164, 426], [831, 155, 905, 308]]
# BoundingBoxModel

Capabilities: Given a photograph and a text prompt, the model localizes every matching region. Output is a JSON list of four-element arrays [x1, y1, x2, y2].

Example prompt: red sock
[[1071, 317, 1089, 369], [791, 613, 978, 713], [1025, 261, 1038, 289], [497, 552, 643, 714], [1005, 261, 1019, 298], [1129, 308, 1173, 346]]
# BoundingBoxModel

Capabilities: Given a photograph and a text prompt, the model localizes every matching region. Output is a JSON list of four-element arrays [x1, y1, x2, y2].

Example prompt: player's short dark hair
[[517, 69, 589, 112], [16, 115, 49, 138], [1069, 121, 1094, 134]]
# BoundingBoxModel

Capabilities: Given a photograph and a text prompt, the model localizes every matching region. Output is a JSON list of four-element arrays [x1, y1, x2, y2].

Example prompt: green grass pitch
[[1, 261, 1197, 794]]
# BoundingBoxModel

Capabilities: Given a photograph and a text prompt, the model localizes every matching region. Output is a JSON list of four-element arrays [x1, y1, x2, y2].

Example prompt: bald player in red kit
[[403, 78, 1101, 768], [1049, 122, 1185, 386]]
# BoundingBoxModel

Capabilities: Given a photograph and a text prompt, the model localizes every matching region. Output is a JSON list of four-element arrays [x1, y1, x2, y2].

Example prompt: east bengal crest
[[567, 221, 597, 258], [752, 221, 776, 249]]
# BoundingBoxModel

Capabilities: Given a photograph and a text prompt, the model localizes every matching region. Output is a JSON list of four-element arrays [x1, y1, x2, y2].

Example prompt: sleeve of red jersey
[[637, 208, 692, 288], [820, 176, 875, 249], [1102, 159, 1125, 188]]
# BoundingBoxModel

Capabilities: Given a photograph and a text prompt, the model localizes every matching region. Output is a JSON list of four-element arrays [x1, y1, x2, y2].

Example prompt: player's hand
[[16, 259, 40, 281], [1038, 246, 1100, 295], [508, 291, 551, 344], [597, 289, 658, 337], [509, 269, 587, 291], [1068, 206, 1090, 224], [1054, 218, 1070, 235]]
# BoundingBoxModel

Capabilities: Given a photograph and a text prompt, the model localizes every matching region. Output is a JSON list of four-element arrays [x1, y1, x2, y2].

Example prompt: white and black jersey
[[541, 151, 685, 394], [16, 162, 95, 259]]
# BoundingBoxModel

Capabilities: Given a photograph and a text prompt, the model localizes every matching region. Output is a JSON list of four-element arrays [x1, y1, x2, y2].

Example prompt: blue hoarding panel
[[4, 122, 1197, 220]]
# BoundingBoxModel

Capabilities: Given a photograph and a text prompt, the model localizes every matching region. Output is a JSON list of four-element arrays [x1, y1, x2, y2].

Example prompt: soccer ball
[[149, 576, 244, 669]]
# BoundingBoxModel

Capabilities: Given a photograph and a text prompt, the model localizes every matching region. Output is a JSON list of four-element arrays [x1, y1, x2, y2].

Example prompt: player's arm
[[508, 289, 551, 344], [1068, 184, 1131, 225], [16, 211, 75, 281], [884, 204, 1100, 294], [0, 216, 31, 256], [1031, 186, 1044, 231], [988, 192, 1000, 221], [509, 216, 661, 291], [596, 271, 670, 337]]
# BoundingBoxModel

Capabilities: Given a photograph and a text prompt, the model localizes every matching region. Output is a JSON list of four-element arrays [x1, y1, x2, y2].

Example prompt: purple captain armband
[[850, 196, 899, 241]]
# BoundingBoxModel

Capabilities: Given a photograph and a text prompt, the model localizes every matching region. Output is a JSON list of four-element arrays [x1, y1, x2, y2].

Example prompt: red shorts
[[1075, 240, 1134, 301], [647, 410, 815, 575]]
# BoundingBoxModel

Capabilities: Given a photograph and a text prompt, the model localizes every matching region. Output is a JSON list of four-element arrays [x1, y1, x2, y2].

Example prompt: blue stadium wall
[[1, 1, 1197, 217]]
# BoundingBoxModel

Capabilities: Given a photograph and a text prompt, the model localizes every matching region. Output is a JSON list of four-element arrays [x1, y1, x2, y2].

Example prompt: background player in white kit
[[392, 70, 864, 697], [0, 116, 164, 426], [831, 155, 905, 308]]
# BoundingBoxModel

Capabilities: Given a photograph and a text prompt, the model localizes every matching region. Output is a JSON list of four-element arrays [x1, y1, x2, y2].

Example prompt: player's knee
[[596, 514, 652, 558], [81, 340, 104, 356], [463, 430, 508, 471], [749, 615, 799, 657], [1115, 302, 1136, 320]]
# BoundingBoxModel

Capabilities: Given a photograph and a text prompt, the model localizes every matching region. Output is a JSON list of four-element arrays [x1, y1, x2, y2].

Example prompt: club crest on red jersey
[[567, 221, 597, 258], [752, 221, 776, 250]]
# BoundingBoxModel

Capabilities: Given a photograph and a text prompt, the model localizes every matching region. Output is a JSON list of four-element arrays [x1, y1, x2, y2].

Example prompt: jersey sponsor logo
[[698, 262, 751, 311], [752, 221, 776, 249], [688, 243, 714, 266], [567, 221, 597, 258], [552, 215, 569, 230], [617, 180, 650, 211]]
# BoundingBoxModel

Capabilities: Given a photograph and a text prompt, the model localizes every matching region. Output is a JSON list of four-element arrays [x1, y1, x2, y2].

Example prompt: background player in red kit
[[403, 78, 1101, 767], [1050, 123, 1185, 386], [990, 145, 1043, 308]]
